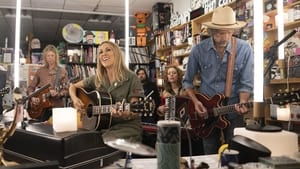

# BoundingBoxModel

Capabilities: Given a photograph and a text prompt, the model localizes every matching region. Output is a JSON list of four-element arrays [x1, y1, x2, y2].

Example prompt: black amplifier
[[3, 122, 123, 169]]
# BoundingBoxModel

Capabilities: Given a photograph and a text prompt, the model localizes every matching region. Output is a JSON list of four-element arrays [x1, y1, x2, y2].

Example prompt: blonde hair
[[42, 44, 60, 67], [95, 41, 129, 89]]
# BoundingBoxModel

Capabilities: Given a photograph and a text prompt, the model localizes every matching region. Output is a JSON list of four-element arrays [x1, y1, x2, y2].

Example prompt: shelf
[[264, 0, 300, 16], [267, 118, 300, 125], [156, 47, 172, 52], [265, 20, 300, 32], [172, 43, 190, 49], [170, 22, 190, 31], [66, 62, 96, 66], [67, 43, 99, 47], [191, 0, 251, 37], [173, 53, 190, 58], [270, 77, 300, 84]]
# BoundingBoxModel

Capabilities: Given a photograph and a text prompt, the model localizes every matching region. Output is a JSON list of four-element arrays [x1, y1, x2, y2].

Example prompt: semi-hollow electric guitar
[[76, 87, 154, 130], [190, 90, 300, 138]]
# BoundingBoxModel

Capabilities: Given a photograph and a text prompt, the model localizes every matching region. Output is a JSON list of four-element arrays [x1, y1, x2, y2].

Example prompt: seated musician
[[69, 41, 144, 143], [155, 65, 204, 155], [27, 44, 69, 122], [136, 68, 161, 124], [157, 65, 186, 117]]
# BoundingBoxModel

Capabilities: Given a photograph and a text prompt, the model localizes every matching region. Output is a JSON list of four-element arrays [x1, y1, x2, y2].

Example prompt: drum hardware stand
[[105, 138, 156, 168]]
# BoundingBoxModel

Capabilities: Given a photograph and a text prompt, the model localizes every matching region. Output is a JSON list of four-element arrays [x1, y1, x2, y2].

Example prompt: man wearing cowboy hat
[[183, 6, 253, 154]]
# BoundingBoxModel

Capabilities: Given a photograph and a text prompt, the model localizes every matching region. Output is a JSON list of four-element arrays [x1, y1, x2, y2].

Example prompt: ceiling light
[[5, 13, 32, 19], [88, 18, 99, 22], [100, 19, 112, 23]]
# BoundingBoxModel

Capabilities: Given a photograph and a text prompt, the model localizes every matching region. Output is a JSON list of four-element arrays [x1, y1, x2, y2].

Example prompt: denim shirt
[[183, 37, 254, 107]]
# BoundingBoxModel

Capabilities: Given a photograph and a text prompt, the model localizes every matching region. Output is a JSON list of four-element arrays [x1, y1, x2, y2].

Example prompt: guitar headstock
[[0, 87, 10, 96], [270, 90, 300, 106], [130, 98, 155, 116]]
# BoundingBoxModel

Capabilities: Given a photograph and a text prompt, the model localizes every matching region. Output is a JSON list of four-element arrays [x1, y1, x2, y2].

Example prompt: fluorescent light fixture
[[87, 18, 99, 22], [253, 0, 264, 102], [88, 18, 112, 24], [277, 0, 284, 59], [14, 0, 21, 88], [125, 0, 129, 67], [100, 19, 112, 24], [5, 13, 32, 19]]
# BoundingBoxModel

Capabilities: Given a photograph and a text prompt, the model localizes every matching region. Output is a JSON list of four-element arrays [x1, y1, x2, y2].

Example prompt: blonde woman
[[69, 41, 144, 142]]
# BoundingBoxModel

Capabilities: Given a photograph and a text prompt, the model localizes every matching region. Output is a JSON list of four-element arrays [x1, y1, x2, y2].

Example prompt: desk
[[103, 154, 221, 169]]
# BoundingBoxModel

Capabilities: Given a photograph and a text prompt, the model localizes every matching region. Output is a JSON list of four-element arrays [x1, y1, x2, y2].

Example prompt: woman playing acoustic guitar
[[69, 41, 145, 143]]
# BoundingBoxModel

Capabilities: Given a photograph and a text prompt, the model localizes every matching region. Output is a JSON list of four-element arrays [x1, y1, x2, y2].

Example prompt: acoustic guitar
[[190, 90, 300, 138], [76, 87, 154, 130], [27, 84, 51, 119], [27, 76, 80, 119]]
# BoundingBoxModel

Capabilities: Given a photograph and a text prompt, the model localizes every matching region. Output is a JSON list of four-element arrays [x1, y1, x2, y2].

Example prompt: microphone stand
[[246, 30, 297, 132]]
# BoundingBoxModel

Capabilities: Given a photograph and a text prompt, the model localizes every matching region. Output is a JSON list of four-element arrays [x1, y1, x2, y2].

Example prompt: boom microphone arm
[[264, 30, 297, 78], [247, 30, 297, 132]]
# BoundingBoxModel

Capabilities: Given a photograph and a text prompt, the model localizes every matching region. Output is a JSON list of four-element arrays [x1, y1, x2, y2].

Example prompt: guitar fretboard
[[92, 104, 130, 115], [212, 102, 253, 116]]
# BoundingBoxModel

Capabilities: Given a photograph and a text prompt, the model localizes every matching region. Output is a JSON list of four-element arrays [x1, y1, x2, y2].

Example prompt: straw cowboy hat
[[203, 6, 246, 29]]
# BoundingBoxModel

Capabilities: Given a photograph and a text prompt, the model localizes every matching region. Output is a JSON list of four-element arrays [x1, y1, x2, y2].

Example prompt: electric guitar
[[0, 87, 10, 96], [27, 77, 80, 119], [76, 87, 154, 130], [190, 90, 300, 138]]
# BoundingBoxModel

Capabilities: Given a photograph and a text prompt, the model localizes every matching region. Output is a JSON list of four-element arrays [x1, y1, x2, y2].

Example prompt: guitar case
[[3, 122, 124, 169]]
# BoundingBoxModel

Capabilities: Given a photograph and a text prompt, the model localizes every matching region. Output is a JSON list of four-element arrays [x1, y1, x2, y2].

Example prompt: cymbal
[[105, 139, 156, 156]]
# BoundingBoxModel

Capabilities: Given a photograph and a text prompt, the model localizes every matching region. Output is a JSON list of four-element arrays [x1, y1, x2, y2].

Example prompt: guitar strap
[[224, 37, 237, 104], [220, 37, 237, 145], [54, 66, 62, 89]]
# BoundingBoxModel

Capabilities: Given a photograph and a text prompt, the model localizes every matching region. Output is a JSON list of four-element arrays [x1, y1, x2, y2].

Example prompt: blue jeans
[[202, 114, 245, 154]]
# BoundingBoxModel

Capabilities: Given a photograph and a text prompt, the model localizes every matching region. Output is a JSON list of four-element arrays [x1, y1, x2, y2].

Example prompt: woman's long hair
[[163, 65, 183, 95], [42, 44, 60, 67], [95, 41, 128, 88]]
